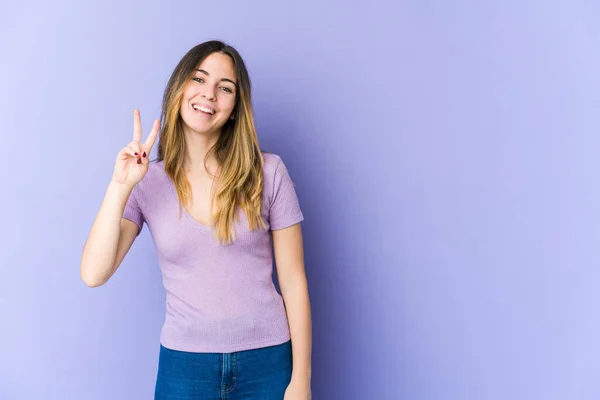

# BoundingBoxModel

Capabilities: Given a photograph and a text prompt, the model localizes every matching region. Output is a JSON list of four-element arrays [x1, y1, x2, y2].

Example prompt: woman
[[80, 40, 312, 399]]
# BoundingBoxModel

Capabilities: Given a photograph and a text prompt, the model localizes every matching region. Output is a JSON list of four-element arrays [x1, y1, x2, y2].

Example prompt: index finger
[[144, 119, 160, 150], [133, 109, 142, 142]]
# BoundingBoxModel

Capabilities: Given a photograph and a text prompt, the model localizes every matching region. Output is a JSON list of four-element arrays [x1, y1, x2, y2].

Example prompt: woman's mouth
[[192, 104, 216, 117]]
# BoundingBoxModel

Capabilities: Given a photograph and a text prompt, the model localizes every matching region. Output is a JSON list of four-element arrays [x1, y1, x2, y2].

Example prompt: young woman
[[80, 40, 312, 399]]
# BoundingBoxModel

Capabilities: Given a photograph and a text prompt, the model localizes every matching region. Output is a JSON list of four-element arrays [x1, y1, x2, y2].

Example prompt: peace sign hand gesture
[[112, 109, 159, 188]]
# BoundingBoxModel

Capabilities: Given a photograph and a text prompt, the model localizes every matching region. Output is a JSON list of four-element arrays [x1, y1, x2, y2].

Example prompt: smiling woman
[[155, 43, 265, 245], [79, 40, 312, 400]]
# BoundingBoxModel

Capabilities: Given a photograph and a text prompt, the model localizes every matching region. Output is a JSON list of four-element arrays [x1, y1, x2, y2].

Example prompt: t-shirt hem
[[159, 332, 292, 354], [122, 211, 143, 234], [270, 215, 304, 231]]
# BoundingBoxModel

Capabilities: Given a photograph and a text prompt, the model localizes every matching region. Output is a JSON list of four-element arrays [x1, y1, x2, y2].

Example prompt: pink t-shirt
[[122, 151, 304, 353]]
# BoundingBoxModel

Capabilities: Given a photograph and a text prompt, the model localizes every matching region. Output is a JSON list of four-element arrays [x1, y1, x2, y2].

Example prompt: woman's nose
[[201, 87, 216, 101]]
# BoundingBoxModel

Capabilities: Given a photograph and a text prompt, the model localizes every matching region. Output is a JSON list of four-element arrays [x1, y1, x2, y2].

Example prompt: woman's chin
[[184, 122, 222, 136]]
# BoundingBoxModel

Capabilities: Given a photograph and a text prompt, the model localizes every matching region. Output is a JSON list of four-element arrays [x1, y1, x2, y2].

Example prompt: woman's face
[[179, 52, 238, 136]]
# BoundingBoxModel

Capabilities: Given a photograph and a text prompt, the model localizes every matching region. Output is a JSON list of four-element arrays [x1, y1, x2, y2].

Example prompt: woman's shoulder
[[260, 151, 283, 195], [260, 151, 284, 175], [136, 159, 168, 191], [260, 150, 298, 192], [143, 159, 165, 178], [261, 151, 281, 164]]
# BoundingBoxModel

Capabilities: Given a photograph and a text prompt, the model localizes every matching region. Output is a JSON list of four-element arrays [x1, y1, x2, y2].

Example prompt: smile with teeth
[[192, 104, 215, 115]]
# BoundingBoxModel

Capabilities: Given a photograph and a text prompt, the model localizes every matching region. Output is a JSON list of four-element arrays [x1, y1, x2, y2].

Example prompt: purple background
[[1, 1, 598, 399]]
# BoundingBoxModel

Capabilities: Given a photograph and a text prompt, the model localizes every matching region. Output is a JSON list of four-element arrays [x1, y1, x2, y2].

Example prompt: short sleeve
[[122, 184, 144, 236], [269, 157, 304, 230]]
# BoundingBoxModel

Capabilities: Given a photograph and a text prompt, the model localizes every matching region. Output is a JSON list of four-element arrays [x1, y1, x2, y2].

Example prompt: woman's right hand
[[112, 109, 160, 187]]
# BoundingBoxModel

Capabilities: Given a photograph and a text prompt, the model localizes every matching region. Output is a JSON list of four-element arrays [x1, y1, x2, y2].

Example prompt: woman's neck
[[183, 128, 220, 176]]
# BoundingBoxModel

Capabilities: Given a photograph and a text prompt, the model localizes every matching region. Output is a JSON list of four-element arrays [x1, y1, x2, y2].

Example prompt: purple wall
[[1, 1, 597, 399]]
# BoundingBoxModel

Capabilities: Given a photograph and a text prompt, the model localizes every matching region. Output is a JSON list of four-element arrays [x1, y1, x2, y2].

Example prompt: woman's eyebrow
[[195, 68, 237, 87]]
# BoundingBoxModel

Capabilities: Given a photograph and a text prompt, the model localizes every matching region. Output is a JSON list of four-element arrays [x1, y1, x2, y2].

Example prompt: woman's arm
[[81, 109, 158, 287], [80, 181, 138, 287], [273, 223, 313, 382]]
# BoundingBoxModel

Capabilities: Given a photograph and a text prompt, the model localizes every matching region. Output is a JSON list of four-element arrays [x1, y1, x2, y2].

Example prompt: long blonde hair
[[156, 40, 266, 245]]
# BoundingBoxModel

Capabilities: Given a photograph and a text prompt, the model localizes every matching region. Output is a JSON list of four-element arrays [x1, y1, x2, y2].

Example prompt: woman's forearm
[[80, 180, 133, 286], [282, 275, 313, 381]]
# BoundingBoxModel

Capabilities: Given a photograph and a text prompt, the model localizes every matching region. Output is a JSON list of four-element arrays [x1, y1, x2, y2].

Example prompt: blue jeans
[[154, 339, 293, 399]]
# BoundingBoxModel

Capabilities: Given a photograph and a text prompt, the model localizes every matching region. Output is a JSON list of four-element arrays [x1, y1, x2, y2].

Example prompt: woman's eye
[[193, 77, 232, 93]]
